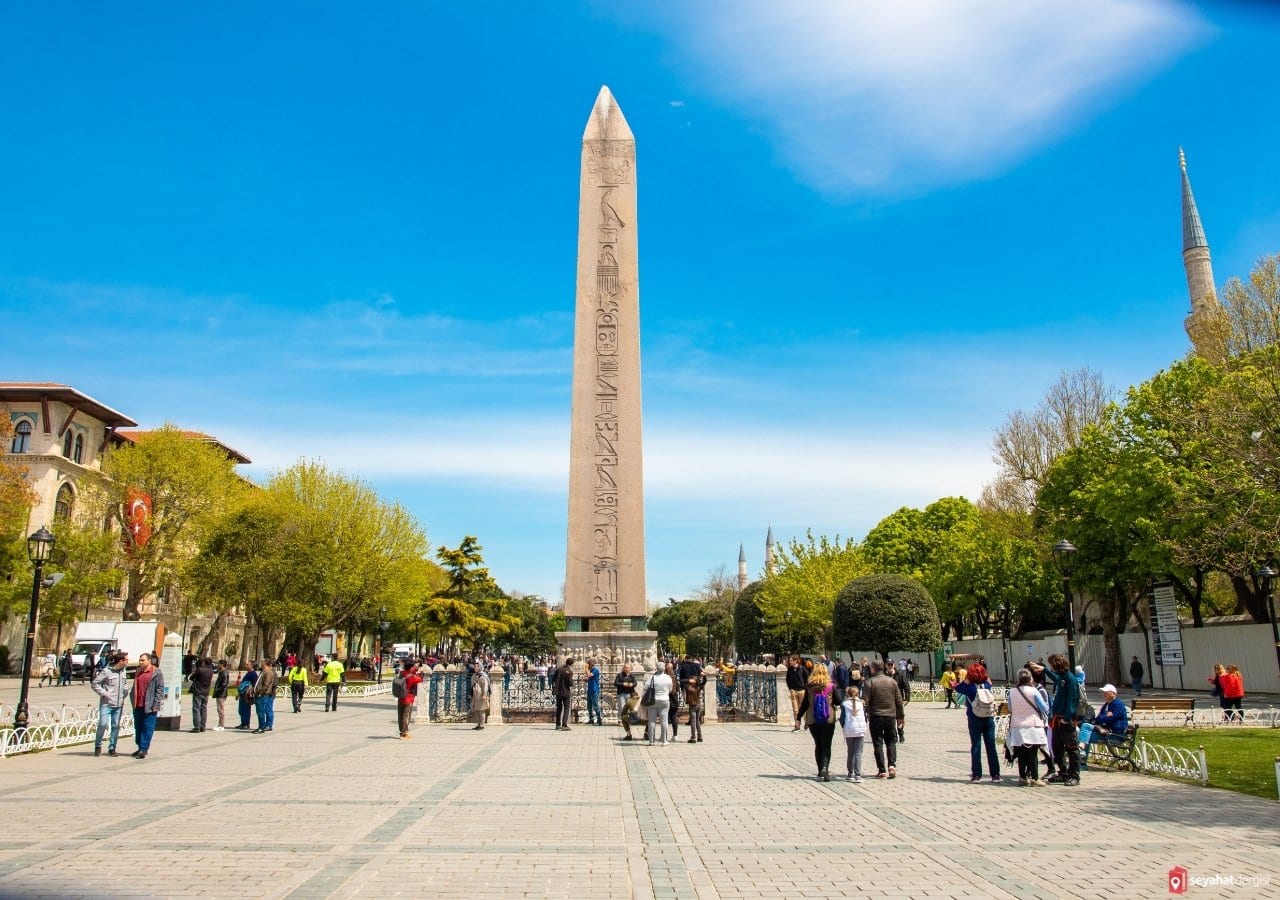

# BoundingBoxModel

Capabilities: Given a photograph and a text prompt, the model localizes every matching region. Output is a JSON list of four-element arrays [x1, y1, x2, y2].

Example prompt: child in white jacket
[[841, 685, 868, 782]]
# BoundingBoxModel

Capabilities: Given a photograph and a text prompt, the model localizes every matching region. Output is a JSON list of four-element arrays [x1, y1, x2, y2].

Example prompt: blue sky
[[4, 2, 1279, 605]]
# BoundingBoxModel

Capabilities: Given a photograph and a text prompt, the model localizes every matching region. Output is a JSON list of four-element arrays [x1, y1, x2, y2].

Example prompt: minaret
[[764, 526, 776, 576], [738, 544, 748, 591], [1180, 149, 1227, 361]]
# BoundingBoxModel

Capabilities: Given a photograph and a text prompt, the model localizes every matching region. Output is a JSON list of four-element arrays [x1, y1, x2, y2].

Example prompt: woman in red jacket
[[1218, 665, 1245, 723]]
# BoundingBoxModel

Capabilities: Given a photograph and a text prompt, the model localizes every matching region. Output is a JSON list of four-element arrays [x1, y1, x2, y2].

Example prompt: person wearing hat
[[1081, 683, 1128, 766]]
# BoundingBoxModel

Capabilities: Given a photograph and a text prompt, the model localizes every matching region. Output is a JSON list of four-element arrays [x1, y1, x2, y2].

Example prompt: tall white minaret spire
[[1180, 148, 1226, 361], [764, 526, 776, 577], [738, 543, 748, 591]]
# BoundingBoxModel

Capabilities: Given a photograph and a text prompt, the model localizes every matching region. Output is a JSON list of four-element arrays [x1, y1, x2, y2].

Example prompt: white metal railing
[[1, 707, 136, 759], [1129, 707, 1279, 729], [910, 682, 1007, 704], [993, 715, 1209, 786], [272, 682, 392, 698], [1135, 740, 1209, 784]]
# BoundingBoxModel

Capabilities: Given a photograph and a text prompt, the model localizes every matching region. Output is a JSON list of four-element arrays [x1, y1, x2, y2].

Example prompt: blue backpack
[[813, 686, 832, 724]]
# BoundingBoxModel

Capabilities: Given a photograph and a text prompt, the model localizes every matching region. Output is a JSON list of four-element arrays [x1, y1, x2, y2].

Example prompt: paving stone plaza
[[1, 687, 1276, 899]]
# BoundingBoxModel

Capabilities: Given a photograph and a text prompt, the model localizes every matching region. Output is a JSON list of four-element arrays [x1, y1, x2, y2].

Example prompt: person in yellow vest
[[322, 656, 345, 712], [940, 667, 958, 709], [288, 659, 309, 713]]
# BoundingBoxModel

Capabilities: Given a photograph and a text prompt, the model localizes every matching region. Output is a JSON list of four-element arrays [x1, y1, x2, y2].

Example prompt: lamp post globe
[[15, 526, 57, 733], [1051, 539, 1078, 672]]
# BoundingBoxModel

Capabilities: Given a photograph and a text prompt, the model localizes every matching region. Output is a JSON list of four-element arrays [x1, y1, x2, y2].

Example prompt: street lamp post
[[1001, 601, 1013, 685], [14, 526, 56, 733], [1258, 565, 1280, 674], [1052, 539, 1078, 673], [784, 610, 793, 655], [378, 606, 388, 684]]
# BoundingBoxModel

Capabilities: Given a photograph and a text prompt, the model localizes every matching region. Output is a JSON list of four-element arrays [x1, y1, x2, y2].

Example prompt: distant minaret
[[764, 526, 776, 576], [738, 544, 748, 591], [1180, 149, 1226, 361]]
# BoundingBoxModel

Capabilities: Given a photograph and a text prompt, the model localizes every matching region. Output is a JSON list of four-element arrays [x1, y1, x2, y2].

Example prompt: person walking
[[212, 660, 229, 731], [397, 661, 422, 739], [252, 660, 277, 733], [666, 661, 681, 740], [81, 651, 96, 683], [840, 683, 867, 782], [321, 655, 345, 711], [128, 653, 165, 759], [644, 663, 673, 746], [39, 651, 57, 688], [235, 664, 258, 729], [585, 658, 603, 726], [1219, 665, 1245, 722], [684, 669, 703, 743], [187, 657, 215, 733], [58, 649, 73, 687], [796, 662, 837, 780], [939, 666, 958, 709], [785, 656, 807, 731], [470, 663, 491, 730], [615, 664, 638, 741], [553, 658, 574, 731], [92, 652, 129, 757], [1007, 669, 1049, 786], [954, 662, 1001, 783], [862, 661, 904, 779], [1128, 656, 1144, 697], [287, 658, 309, 713]]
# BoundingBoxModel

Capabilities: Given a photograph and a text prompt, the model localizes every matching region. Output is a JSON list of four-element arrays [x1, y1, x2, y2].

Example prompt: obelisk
[[563, 86, 648, 638]]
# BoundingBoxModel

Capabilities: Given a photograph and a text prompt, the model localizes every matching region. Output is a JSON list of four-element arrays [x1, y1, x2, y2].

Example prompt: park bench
[[1081, 722, 1140, 771], [1131, 697, 1196, 725]]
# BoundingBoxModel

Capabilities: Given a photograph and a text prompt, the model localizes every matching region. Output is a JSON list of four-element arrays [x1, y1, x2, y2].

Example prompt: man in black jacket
[[615, 664, 638, 740], [863, 661, 905, 778], [553, 658, 574, 731], [785, 656, 808, 731], [1129, 656, 1144, 697], [187, 657, 215, 733], [211, 660, 230, 731]]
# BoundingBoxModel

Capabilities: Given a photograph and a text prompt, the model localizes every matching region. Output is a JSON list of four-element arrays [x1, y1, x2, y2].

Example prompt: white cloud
[[220, 415, 995, 514], [636, 0, 1207, 195]]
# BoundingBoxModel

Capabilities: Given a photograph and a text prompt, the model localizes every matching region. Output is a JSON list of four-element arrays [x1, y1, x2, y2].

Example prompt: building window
[[73, 434, 84, 464], [10, 420, 31, 453], [62, 430, 73, 457], [55, 483, 75, 522]]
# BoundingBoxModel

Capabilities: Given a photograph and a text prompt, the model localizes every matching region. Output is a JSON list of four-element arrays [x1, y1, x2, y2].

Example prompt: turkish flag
[[124, 488, 152, 554]]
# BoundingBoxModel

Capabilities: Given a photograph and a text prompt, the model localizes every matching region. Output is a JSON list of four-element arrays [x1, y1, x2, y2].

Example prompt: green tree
[[1219, 253, 1280, 357], [0, 416, 38, 596], [832, 573, 941, 663], [732, 580, 768, 660], [757, 531, 866, 653], [102, 425, 246, 620]]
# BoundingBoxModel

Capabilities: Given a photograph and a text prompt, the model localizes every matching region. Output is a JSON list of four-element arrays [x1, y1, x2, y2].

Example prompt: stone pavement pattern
[[0, 693, 1276, 899]]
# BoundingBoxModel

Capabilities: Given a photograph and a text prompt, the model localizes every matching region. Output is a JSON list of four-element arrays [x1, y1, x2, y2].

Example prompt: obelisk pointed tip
[[584, 85, 633, 141]]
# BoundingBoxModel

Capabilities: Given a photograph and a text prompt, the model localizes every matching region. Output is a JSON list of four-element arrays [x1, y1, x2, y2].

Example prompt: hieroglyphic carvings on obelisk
[[565, 86, 646, 623]]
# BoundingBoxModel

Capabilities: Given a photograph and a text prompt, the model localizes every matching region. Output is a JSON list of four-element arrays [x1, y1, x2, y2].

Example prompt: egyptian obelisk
[[563, 86, 649, 639]]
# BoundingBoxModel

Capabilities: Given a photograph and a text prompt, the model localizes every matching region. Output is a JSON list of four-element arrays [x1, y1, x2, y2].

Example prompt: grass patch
[[1141, 727, 1280, 800]]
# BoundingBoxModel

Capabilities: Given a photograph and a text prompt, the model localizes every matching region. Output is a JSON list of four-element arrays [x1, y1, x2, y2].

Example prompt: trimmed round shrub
[[833, 573, 941, 662]]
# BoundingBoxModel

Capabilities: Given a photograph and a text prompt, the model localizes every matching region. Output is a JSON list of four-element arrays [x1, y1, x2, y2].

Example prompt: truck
[[69, 621, 167, 676]]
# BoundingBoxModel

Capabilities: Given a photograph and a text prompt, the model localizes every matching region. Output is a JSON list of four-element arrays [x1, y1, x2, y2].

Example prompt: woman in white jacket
[[645, 663, 673, 746], [1007, 669, 1050, 786], [840, 684, 868, 782]]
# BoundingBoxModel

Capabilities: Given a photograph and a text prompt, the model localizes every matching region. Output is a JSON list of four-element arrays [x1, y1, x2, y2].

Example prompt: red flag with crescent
[[124, 488, 152, 554]]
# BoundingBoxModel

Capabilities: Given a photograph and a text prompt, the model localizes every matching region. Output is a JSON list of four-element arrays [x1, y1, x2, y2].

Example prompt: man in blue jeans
[[252, 659, 278, 733], [585, 658, 603, 725], [128, 652, 165, 759], [92, 652, 129, 757]]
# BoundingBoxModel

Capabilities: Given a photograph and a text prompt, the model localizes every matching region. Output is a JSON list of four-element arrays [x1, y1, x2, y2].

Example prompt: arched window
[[62, 430, 73, 457], [73, 434, 84, 464], [10, 420, 31, 453], [55, 483, 75, 522]]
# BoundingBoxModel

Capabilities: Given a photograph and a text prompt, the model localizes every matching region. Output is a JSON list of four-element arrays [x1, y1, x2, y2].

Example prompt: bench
[[1081, 722, 1140, 771], [1131, 697, 1196, 725]]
